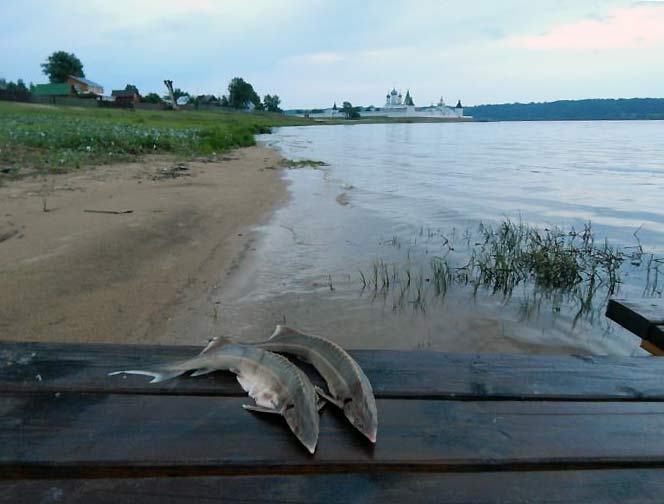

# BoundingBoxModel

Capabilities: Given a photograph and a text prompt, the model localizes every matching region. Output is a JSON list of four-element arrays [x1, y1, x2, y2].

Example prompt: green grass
[[0, 101, 311, 175]]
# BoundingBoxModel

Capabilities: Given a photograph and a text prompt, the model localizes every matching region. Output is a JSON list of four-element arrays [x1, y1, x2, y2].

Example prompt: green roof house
[[33, 83, 75, 97]]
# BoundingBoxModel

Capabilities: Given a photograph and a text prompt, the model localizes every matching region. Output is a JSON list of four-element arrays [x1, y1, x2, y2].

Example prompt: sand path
[[0, 145, 284, 345]]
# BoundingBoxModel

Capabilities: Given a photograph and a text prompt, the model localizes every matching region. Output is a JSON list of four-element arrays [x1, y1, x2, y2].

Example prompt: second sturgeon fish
[[205, 326, 378, 443], [109, 343, 320, 453]]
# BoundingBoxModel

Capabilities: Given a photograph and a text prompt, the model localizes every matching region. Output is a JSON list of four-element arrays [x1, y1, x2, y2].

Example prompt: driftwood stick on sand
[[0, 229, 19, 244], [83, 209, 134, 215]]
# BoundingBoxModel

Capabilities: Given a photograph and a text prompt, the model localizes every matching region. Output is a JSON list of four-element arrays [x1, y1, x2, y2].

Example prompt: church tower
[[404, 90, 414, 106]]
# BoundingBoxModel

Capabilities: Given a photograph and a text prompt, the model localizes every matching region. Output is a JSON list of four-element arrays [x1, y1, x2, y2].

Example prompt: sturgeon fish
[[109, 343, 320, 453], [204, 326, 378, 443]]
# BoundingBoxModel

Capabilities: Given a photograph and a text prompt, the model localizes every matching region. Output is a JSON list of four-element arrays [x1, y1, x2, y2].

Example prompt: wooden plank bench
[[3, 341, 664, 502], [606, 298, 664, 355]]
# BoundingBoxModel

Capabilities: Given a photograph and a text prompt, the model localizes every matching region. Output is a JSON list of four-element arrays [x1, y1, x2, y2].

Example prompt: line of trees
[[0, 78, 32, 101], [223, 77, 281, 112], [145, 77, 282, 112], [466, 98, 664, 121], [3, 49, 285, 113]]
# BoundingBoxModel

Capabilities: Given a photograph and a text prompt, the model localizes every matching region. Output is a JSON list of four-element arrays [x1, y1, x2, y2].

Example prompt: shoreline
[[0, 145, 287, 345]]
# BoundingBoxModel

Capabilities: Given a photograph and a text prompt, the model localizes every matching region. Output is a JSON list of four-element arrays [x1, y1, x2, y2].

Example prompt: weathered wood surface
[[4, 340, 664, 400], [4, 393, 664, 477], [607, 298, 664, 348], [4, 340, 664, 503], [3, 470, 664, 504]]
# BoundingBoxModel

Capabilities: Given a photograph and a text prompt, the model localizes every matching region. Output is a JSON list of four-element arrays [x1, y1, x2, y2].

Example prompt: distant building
[[303, 87, 471, 120], [111, 87, 141, 105], [66, 75, 104, 95], [32, 83, 76, 97], [197, 94, 220, 105]]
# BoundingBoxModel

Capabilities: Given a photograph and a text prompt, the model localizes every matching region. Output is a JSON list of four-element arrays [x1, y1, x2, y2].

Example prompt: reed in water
[[359, 219, 663, 321]]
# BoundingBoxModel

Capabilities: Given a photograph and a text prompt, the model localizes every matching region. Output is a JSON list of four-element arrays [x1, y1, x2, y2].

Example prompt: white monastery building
[[305, 87, 471, 120]]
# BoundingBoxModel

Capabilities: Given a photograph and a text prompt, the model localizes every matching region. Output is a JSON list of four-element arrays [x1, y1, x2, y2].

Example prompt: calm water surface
[[212, 121, 664, 355]]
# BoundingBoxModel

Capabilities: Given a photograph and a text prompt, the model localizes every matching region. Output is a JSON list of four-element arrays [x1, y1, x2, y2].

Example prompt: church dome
[[390, 88, 398, 96]]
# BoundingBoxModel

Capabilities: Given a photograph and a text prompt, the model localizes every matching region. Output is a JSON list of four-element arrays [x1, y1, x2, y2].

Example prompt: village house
[[65, 75, 104, 95], [32, 83, 76, 97], [111, 86, 141, 105], [197, 94, 220, 105]]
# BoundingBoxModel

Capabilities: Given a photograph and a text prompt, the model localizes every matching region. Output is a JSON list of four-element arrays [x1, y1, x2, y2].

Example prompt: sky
[[1, 0, 663, 108]]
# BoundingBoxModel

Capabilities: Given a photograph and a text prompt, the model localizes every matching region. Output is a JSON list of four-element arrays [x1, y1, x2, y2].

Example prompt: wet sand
[[0, 145, 285, 345]]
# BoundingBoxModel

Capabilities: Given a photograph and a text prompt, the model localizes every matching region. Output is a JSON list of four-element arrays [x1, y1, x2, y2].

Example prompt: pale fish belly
[[236, 372, 281, 409]]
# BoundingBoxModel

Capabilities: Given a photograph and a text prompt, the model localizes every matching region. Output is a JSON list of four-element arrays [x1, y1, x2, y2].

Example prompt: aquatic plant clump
[[361, 219, 663, 320], [278, 158, 329, 169], [468, 221, 624, 296]]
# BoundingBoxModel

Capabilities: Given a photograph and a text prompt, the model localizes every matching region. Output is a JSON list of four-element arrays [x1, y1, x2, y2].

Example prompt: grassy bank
[[0, 101, 311, 176]]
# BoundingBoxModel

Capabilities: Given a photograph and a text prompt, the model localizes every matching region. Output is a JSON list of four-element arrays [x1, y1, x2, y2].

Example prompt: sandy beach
[[0, 145, 285, 345]]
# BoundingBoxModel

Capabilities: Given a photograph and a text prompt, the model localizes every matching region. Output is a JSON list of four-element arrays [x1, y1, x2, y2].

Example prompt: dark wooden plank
[[607, 298, 664, 347], [607, 299, 664, 327], [4, 393, 664, 477], [3, 470, 664, 503], [4, 340, 664, 400], [0, 340, 242, 396]]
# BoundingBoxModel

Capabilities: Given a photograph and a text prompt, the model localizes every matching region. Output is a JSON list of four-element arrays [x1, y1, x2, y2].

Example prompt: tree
[[41, 51, 85, 83], [1, 78, 31, 99], [220, 95, 229, 107], [263, 94, 282, 112], [172, 88, 188, 100], [227, 77, 260, 109], [342, 101, 360, 119], [141, 92, 163, 104], [162, 88, 189, 102]]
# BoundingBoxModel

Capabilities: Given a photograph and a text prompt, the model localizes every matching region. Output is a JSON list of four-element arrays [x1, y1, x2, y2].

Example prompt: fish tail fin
[[200, 335, 234, 355], [108, 368, 185, 384]]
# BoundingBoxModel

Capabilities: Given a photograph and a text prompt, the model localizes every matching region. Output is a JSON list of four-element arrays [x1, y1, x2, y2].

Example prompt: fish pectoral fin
[[315, 385, 342, 408], [242, 404, 281, 415], [190, 368, 215, 377]]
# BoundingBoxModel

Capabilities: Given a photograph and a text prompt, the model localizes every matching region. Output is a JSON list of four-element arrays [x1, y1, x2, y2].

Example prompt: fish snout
[[283, 405, 319, 454]]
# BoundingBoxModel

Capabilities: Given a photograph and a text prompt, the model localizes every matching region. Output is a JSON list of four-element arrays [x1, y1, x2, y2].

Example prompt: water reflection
[[212, 121, 664, 355]]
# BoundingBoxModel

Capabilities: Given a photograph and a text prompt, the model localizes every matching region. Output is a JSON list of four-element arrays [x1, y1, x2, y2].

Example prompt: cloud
[[1, 0, 662, 107], [505, 4, 664, 50]]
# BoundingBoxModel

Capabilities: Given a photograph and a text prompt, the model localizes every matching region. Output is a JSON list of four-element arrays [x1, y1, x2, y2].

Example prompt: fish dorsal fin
[[270, 325, 306, 341], [200, 335, 233, 355]]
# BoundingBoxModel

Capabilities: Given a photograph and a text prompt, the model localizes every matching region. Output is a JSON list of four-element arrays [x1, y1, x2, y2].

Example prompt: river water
[[213, 121, 664, 355]]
